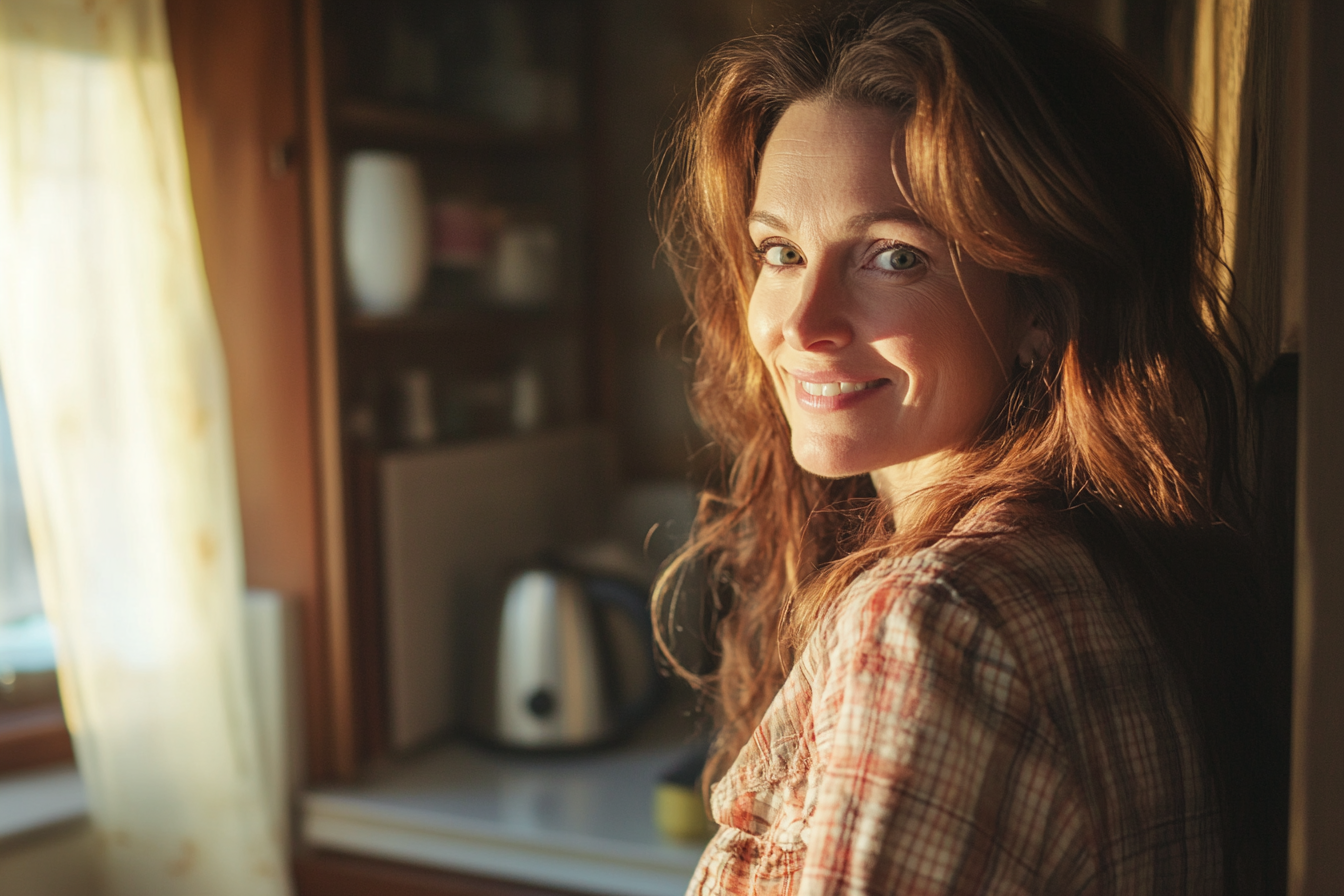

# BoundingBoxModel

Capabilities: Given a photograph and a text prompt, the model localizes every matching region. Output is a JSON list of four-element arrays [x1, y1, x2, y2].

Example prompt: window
[[0, 378, 71, 772]]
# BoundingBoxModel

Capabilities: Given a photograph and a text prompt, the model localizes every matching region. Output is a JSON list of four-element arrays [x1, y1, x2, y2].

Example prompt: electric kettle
[[467, 567, 661, 750]]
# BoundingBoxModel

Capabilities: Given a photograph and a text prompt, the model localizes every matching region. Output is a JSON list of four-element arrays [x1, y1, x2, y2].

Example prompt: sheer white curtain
[[0, 1, 289, 894]]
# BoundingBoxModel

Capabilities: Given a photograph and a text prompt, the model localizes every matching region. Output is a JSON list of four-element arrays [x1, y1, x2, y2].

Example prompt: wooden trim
[[300, 0, 358, 781], [166, 0, 330, 783], [293, 849, 587, 896], [1287, 0, 1344, 892], [0, 704, 74, 774]]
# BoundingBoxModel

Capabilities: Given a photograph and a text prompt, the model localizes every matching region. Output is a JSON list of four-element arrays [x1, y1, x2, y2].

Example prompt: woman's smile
[[801, 379, 878, 396], [747, 100, 1033, 499], [790, 372, 891, 409]]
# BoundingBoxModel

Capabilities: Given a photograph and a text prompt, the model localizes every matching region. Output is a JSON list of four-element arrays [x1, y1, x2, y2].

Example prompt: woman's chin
[[789, 439, 881, 481]]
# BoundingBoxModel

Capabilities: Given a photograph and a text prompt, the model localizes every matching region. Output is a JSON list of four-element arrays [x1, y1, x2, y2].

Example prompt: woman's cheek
[[746, 286, 781, 361]]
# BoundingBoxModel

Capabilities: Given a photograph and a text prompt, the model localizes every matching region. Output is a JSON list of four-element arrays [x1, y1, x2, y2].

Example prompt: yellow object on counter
[[654, 781, 714, 842]]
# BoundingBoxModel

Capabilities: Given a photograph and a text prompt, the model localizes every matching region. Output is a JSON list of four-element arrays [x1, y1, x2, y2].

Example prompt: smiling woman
[[746, 100, 1040, 499], [653, 1, 1285, 894]]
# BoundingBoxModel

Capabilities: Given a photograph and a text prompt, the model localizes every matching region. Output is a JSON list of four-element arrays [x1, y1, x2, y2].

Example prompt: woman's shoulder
[[836, 505, 1106, 641], [824, 504, 1218, 858], [828, 504, 1212, 816], [825, 504, 1163, 713]]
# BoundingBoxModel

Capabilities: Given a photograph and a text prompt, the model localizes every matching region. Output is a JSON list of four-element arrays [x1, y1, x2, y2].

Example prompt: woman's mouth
[[799, 380, 881, 397], [792, 376, 889, 409]]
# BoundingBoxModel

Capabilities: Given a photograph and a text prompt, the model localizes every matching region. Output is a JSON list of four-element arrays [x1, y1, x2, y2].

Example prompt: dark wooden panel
[[294, 850, 592, 896], [1287, 0, 1344, 890], [345, 448, 387, 761]]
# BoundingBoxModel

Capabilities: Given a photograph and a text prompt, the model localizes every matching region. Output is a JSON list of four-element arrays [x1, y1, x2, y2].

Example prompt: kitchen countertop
[[301, 705, 711, 896]]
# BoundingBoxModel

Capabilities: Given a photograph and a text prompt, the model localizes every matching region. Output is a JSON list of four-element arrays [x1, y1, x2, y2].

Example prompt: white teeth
[[802, 380, 873, 396]]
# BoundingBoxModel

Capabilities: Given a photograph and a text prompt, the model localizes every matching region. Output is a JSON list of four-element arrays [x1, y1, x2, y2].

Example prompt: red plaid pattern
[[688, 511, 1222, 895]]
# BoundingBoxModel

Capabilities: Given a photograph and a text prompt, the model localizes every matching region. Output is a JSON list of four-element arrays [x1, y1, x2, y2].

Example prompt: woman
[[654, 1, 1286, 893]]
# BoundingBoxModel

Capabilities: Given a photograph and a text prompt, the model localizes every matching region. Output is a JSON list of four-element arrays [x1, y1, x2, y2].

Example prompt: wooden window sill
[[0, 704, 74, 776]]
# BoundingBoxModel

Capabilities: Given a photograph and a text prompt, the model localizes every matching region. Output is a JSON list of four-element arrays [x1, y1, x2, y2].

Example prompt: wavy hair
[[653, 1, 1281, 891]]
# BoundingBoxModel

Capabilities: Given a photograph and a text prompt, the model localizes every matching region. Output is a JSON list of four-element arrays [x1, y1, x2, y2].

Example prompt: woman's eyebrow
[[847, 208, 928, 230], [745, 209, 930, 232], [746, 210, 789, 229]]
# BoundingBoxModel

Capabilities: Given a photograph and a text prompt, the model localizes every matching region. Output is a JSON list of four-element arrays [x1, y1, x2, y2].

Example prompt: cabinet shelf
[[344, 304, 563, 332], [339, 311, 578, 378], [331, 100, 579, 151]]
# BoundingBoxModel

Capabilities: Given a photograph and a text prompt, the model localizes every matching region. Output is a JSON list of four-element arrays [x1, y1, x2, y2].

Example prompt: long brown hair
[[654, 0, 1283, 891]]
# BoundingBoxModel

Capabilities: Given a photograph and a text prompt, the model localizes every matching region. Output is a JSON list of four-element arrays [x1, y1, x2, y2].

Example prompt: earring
[[1019, 354, 1037, 372]]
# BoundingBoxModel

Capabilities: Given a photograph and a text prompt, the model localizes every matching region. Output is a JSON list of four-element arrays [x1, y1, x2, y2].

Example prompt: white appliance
[[379, 425, 615, 752], [474, 568, 658, 750]]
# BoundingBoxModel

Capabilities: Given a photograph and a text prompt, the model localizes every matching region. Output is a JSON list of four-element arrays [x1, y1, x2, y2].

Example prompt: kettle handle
[[584, 577, 662, 727]]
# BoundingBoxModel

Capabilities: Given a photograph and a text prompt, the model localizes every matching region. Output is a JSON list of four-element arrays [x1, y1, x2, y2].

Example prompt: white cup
[[342, 151, 429, 316]]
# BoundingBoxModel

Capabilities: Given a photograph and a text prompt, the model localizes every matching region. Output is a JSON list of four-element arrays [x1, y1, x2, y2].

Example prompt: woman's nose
[[782, 265, 853, 351]]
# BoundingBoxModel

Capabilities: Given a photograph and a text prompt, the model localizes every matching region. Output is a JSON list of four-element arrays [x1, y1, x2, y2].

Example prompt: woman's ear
[[1016, 321, 1050, 367]]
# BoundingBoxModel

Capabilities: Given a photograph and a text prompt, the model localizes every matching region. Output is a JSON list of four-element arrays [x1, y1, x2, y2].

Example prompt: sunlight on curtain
[[1191, 0, 1287, 368], [0, 1, 289, 894], [1191, 0, 1249, 283], [1189, 0, 1250, 332]]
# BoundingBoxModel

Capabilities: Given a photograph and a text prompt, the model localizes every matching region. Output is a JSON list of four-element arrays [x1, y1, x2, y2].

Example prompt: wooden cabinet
[[296, 0, 607, 776], [319, 0, 595, 450], [172, 1, 702, 892]]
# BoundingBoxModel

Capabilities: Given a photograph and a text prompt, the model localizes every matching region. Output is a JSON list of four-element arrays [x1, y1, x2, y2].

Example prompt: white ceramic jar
[[342, 151, 429, 316]]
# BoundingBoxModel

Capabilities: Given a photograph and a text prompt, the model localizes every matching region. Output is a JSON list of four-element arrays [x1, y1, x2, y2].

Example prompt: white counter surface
[[302, 717, 710, 896]]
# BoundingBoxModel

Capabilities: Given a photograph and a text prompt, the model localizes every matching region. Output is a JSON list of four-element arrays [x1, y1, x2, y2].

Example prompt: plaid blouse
[[688, 510, 1222, 895]]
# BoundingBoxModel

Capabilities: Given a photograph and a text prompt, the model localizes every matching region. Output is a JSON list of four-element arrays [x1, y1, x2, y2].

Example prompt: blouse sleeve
[[798, 570, 1094, 896]]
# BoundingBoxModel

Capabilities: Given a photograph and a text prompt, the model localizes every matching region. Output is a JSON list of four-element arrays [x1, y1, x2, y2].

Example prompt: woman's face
[[748, 100, 1033, 499]]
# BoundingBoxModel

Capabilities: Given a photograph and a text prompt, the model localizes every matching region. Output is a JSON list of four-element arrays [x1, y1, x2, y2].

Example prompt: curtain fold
[[1190, 0, 1288, 368], [1191, 0, 1251, 271], [0, 0, 289, 893]]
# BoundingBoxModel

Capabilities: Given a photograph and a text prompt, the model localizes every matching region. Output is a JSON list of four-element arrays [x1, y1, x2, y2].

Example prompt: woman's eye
[[874, 246, 922, 271], [761, 244, 805, 266]]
